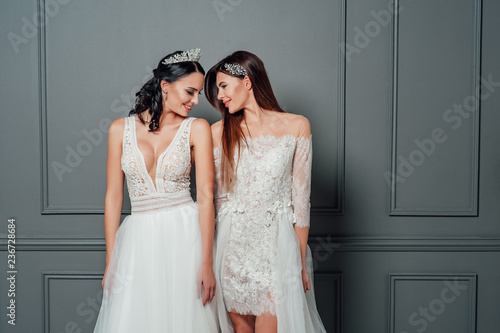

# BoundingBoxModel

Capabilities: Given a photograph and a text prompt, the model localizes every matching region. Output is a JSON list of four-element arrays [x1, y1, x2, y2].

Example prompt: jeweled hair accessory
[[162, 48, 202, 65], [224, 63, 248, 77]]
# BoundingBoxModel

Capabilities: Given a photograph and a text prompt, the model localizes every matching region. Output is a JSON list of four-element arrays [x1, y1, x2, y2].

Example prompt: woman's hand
[[200, 264, 216, 306], [101, 263, 109, 288], [301, 268, 311, 293]]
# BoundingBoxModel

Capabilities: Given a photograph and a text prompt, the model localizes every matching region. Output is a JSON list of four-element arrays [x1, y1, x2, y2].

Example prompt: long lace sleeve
[[214, 146, 228, 212], [292, 135, 312, 228]]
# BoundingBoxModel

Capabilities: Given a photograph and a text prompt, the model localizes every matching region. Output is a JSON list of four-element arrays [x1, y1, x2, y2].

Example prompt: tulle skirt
[[214, 207, 327, 333], [93, 202, 218, 333]]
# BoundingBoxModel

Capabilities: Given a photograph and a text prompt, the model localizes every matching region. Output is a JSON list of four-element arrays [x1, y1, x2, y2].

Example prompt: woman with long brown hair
[[205, 51, 326, 333]]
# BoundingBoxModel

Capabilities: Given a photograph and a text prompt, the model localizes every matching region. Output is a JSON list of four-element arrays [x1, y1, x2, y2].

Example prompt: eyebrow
[[187, 87, 199, 91], [218, 81, 227, 87]]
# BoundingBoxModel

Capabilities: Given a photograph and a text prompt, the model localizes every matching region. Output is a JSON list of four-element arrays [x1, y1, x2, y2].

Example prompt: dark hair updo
[[129, 51, 205, 132]]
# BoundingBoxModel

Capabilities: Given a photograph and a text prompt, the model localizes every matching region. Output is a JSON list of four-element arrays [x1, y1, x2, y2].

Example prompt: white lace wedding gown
[[214, 135, 327, 333], [93, 116, 218, 333]]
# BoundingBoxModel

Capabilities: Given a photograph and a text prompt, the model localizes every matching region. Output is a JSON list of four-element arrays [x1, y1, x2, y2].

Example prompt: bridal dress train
[[93, 116, 218, 333], [214, 134, 327, 333]]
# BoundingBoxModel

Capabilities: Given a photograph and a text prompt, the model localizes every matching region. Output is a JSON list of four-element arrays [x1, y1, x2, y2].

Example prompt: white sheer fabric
[[292, 136, 313, 228], [214, 134, 326, 333]]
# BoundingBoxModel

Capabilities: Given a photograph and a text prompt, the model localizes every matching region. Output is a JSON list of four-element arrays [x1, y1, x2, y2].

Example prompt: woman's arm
[[191, 118, 216, 305], [102, 118, 125, 287], [291, 116, 313, 292], [211, 121, 227, 211]]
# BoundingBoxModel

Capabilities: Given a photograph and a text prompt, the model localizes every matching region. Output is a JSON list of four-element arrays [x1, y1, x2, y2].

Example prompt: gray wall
[[1, 0, 499, 332]]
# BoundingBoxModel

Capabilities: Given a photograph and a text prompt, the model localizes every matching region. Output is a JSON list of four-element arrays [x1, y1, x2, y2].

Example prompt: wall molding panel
[[389, 273, 477, 333], [389, 0, 482, 216], [43, 272, 103, 333], [315, 273, 343, 333]]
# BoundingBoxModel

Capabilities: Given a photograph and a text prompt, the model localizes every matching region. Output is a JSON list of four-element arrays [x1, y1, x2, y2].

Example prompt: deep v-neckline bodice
[[131, 116, 188, 192]]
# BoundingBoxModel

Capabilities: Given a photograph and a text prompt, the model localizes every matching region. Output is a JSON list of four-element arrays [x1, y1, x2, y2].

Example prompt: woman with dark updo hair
[[93, 49, 218, 333], [205, 51, 326, 333]]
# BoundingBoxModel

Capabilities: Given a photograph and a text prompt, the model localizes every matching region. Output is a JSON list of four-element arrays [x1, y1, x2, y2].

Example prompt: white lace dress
[[93, 116, 218, 333], [214, 135, 327, 333]]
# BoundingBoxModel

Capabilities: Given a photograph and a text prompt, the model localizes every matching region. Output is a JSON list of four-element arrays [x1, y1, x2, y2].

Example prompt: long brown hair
[[204, 51, 285, 191]]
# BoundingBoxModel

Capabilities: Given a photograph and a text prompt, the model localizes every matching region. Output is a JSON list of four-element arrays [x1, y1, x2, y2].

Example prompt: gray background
[[1, 0, 499, 332]]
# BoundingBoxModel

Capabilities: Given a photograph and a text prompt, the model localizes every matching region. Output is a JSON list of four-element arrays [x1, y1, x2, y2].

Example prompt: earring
[[162, 91, 167, 100]]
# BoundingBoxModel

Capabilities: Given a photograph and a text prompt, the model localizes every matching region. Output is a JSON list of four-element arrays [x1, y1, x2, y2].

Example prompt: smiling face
[[216, 71, 250, 114], [163, 71, 204, 116]]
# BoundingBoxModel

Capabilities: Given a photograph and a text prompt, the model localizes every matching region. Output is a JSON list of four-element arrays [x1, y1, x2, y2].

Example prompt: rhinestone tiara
[[162, 48, 202, 65], [223, 63, 248, 77]]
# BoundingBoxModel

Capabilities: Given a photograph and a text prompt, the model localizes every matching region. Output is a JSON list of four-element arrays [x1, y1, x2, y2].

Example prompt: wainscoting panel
[[390, 274, 477, 333], [389, 0, 481, 215], [43, 272, 103, 333]]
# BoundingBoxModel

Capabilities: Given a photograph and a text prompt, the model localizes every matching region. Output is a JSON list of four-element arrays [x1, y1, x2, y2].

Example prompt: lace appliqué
[[292, 136, 313, 228], [121, 117, 155, 197], [214, 134, 313, 316], [121, 116, 195, 214], [157, 118, 193, 194], [213, 146, 228, 213]]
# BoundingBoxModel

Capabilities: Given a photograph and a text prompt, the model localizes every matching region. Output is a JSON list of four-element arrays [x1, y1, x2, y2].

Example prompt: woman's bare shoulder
[[108, 117, 126, 137], [275, 112, 310, 137], [107, 118, 126, 152], [190, 118, 212, 147], [211, 120, 223, 147], [191, 117, 211, 131], [282, 112, 309, 124]]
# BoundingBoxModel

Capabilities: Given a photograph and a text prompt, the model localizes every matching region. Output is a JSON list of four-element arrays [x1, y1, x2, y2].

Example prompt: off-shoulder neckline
[[213, 134, 312, 150], [245, 133, 311, 141]]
